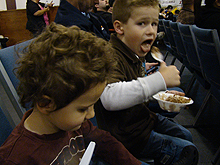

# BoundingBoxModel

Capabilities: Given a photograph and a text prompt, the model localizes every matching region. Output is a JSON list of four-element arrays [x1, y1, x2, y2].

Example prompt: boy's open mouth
[[141, 39, 153, 52]]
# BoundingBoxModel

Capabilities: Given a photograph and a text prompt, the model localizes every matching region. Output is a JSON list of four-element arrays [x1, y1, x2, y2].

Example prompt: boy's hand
[[159, 62, 180, 88], [145, 62, 158, 70]]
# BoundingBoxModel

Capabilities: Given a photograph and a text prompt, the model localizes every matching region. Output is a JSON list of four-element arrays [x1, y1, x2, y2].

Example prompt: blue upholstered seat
[[0, 106, 13, 146], [162, 19, 183, 66], [191, 25, 220, 126], [178, 23, 211, 91], [0, 39, 33, 127], [191, 25, 220, 165]]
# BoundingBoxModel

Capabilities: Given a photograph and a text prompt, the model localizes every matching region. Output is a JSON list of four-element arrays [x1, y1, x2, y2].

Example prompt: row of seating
[[159, 19, 220, 165], [159, 19, 220, 125], [0, 40, 32, 145]]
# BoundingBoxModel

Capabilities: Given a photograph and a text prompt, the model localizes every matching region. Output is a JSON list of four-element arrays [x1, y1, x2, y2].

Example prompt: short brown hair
[[182, 0, 194, 8], [112, 0, 159, 24], [16, 23, 116, 109]]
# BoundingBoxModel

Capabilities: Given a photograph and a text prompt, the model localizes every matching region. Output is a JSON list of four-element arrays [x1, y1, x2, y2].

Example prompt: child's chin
[[70, 125, 82, 132]]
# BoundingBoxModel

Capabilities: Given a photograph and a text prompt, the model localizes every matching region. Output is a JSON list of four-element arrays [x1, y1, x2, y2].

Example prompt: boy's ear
[[113, 20, 124, 35], [36, 95, 57, 115]]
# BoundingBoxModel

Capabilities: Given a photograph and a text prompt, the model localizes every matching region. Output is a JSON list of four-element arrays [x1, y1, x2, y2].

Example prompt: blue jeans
[[89, 157, 110, 165], [138, 114, 196, 164], [89, 155, 149, 165], [90, 156, 150, 165]]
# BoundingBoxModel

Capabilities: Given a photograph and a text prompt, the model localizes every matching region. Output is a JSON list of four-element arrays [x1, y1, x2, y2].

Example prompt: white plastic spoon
[[79, 141, 96, 165], [151, 51, 164, 63]]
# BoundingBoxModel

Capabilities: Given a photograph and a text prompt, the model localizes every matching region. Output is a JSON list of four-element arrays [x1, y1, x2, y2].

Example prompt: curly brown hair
[[16, 23, 116, 109], [112, 0, 159, 24]]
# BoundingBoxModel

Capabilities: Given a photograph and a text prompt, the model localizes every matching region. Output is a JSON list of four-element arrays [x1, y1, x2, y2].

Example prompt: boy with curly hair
[[0, 23, 149, 165]]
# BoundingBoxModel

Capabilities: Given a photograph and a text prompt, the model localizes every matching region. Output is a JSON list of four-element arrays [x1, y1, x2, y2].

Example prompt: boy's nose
[[86, 105, 95, 119], [147, 25, 155, 33], [145, 25, 156, 36]]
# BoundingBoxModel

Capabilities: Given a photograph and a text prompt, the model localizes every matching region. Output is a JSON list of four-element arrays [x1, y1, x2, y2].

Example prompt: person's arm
[[34, 7, 49, 16], [101, 61, 180, 111], [28, 1, 49, 16], [100, 71, 166, 110], [34, 1, 53, 16], [83, 121, 149, 165]]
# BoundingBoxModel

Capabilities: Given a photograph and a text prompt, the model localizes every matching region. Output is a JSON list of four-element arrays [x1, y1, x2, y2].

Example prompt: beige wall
[[0, 0, 7, 10], [159, 0, 182, 7]]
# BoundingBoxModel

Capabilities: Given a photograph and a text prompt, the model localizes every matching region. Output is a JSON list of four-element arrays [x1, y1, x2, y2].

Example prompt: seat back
[[158, 19, 170, 47], [162, 19, 184, 65], [191, 25, 220, 88], [170, 21, 187, 60], [0, 102, 13, 146], [178, 23, 211, 90], [178, 23, 201, 72], [158, 19, 165, 32], [162, 19, 177, 52], [0, 40, 32, 122]]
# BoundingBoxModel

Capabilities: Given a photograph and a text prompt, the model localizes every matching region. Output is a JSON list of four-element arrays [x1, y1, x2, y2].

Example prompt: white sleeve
[[100, 72, 167, 111]]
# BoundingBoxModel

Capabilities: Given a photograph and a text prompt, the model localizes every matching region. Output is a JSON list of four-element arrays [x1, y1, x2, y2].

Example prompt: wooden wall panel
[[0, 9, 32, 46], [6, 0, 16, 10]]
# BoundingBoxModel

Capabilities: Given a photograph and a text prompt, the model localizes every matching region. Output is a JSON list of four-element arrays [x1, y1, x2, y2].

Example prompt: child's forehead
[[76, 82, 106, 105], [131, 5, 159, 13], [131, 5, 160, 11], [130, 6, 159, 18]]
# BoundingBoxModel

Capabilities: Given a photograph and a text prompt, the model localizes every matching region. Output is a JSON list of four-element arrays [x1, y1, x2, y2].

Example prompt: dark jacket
[[95, 11, 114, 29], [54, 0, 110, 40], [196, 5, 220, 36], [94, 34, 158, 157]]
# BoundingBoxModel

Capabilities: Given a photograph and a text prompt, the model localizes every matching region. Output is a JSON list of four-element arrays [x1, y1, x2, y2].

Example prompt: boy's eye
[[138, 22, 145, 26], [152, 22, 158, 26], [78, 108, 88, 112]]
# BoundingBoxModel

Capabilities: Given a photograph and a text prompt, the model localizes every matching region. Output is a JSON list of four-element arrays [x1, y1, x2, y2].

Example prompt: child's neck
[[24, 109, 60, 135]]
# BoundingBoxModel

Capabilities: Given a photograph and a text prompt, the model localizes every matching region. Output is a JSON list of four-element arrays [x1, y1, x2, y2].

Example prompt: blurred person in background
[[177, 0, 195, 24], [26, 0, 53, 37], [173, 9, 180, 22], [165, 5, 174, 21], [159, 8, 166, 19], [195, 0, 220, 36], [94, 0, 114, 30], [54, 0, 110, 40]]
